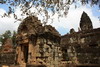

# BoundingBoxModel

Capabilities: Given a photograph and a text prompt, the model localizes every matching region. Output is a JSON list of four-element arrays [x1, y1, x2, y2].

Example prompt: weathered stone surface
[[0, 12, 100, 67], [0, 38, 16, 65], [16, 12, 100, 67], [18, 16, 42, 35], [80, 11, 93, 31], [1, 38, 14, 53], [0, 53, 16, 65], [26, 64, 46, 67], [61, 12, 100, 66], [16, 16, 61, 67], [70, 28, 75, 34]]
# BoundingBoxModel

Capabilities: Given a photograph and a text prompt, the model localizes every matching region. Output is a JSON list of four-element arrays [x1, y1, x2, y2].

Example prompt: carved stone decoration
[[80, 11, 93, 31], [70, 28, 75, 34], [18, 16, 43, 35], [2, 38, 14, 53], [0, 38, 16, 65], [61, 12, 100, 66], [16, 16, 61, 67]]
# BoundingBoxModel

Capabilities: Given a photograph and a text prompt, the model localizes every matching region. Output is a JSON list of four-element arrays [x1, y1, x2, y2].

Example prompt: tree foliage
[[0, 0, 100, 24], [12, 31, 16, 46], [0, 30, 11, 45], [0, 30, 16, 46]]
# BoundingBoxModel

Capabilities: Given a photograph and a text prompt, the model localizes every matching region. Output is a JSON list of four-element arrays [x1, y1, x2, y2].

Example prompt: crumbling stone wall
[[61, 12, 100, 66], [0, 53, 16, 65], [0, 38, 16, 66], [16, 13, 100, 67], [16, 16, 62, 67]]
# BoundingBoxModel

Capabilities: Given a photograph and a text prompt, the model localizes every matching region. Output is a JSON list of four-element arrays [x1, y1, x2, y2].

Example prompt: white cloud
[[0, 8, 6, 16], [0, 4, 100, 35], [49, 4, 100, 33], [0, 8, 20, 34], [0, 17, 20, 34]]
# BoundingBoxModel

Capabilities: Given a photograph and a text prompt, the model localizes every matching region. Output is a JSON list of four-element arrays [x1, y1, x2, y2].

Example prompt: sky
[[0, 2, 100, 35]]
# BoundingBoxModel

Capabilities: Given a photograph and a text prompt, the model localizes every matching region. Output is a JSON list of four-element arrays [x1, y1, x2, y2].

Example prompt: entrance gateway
[[21, 43, 29, 63]]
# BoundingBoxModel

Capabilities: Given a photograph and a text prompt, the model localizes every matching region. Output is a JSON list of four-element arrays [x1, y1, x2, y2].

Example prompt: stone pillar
[[28, 41, 37, 64], [17, 45, 25, 64]]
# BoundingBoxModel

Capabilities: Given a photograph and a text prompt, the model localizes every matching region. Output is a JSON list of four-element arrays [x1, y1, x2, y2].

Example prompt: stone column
[[28, 41, 37, 64], [17, 45, 25, 64]]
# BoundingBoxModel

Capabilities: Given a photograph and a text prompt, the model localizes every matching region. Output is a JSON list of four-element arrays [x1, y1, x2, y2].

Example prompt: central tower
[[80, 11, 93, 31]]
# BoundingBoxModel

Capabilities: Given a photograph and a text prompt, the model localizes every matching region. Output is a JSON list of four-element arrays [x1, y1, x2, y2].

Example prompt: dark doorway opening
[[23, 45, 29, 63]]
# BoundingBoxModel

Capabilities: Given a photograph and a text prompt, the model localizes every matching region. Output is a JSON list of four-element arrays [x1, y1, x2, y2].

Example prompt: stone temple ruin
[[61, 12, 100, 66], [16, 16, 61, 67], [0, 12, 100, 67]]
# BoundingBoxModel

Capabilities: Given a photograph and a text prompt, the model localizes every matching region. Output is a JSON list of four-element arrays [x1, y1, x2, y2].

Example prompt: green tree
[[12, 31, 17, 46], [2, 30, 11, 38], [0, 35, 4, 45], [0, 30, 12, 45]]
